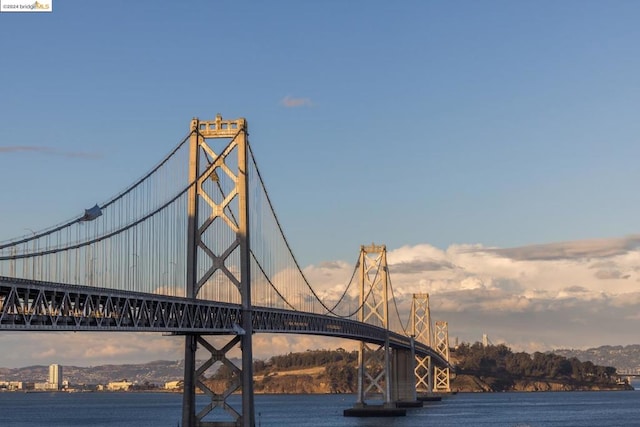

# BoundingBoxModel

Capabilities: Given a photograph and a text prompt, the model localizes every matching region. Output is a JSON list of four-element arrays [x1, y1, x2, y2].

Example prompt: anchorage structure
[[182, 115, 254, 427]]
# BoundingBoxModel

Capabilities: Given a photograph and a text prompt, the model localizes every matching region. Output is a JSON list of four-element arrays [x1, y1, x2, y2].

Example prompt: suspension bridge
[[0, 115, 452, 427]]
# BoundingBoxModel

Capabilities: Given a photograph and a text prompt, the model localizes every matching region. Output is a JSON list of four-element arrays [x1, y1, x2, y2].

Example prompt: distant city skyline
[[2, 1, 640, 367]]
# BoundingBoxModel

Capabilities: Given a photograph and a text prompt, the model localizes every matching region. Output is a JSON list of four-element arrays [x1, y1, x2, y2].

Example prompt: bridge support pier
[[392, 346, 421, 408], [353, 340, 393, 408], [345, 338, 417, 416], [411, 294, 451, 398], [183, 334, 248, 426], [182, 335, 197, 427], [345, 244, 409, 417], [415, 354, 438, 400]]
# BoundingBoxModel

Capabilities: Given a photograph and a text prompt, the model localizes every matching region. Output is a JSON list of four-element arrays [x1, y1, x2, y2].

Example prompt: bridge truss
[[0, 277, 445, 359]]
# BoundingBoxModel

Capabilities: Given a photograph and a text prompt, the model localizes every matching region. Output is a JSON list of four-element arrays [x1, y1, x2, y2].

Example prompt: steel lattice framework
[[0, 276, 447, 361], [0, 277, 241, 332], [182, 115, 254, 427], [412, 293, 433, 393], [355, 244, 394, 407], [433, 320, 451, 392]]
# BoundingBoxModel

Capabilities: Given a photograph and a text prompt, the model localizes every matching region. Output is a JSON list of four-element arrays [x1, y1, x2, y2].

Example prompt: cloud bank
[[2, 236, 640, 368], [299, 237, 640, 354], [473, 235, 640, 261]]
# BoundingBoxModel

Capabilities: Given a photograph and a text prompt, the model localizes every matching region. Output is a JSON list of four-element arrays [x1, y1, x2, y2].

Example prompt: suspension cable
[[246, 140, 360, 316], [251, 244, 380, 318], [0, 130, 194, 249], [0, 183, 192, 260], [388, 270, 411, 336], [250, 250, 296, 310]]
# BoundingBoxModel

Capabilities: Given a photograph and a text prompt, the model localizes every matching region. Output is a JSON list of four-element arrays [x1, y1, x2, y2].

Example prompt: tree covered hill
[[452, 343, 629, 392], [211, 348, 359, 394], [208, 345, 630, 394]]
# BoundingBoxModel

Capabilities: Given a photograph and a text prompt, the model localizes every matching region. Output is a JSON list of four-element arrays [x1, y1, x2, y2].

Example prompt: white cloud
[[280, 95, 313, 108], [3, 236, 640, 368]]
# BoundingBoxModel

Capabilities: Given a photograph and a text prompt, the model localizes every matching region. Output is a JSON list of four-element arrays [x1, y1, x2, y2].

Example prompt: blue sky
[[2, 0, 640, 265], [2, 1, 640, 366]]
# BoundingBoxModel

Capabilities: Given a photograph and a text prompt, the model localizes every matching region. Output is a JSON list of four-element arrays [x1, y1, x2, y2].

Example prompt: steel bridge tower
[[433, 321, 451, 393], [355, 243, 393, 407], [182, 115, 254, 427], [411, 293, 433, 394], [412, 294, 451, 394]]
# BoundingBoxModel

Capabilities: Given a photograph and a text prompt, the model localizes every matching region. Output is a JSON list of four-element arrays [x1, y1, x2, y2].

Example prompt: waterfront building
[[106, 380, 133, 391], [48, 364, 62, 390], [0, 381, 24, 390], [164, 380, 183, 390]]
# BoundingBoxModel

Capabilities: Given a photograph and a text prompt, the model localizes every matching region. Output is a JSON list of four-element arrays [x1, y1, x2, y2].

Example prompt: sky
[[1, 0, 640, 368]]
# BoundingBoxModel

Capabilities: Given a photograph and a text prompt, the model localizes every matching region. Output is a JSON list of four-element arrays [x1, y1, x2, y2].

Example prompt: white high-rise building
[[48, 364, 62, 390]]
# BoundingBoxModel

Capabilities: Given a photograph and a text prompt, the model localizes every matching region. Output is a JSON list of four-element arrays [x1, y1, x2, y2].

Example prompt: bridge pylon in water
[[348, 244, 421, 415], [354, 244, 395, 408], [411, 293, 433, 394], [182, 115, 254, 427], [412, 294, 451, 394], [356, 244, 392, 407], [433, 320, 451, 392]]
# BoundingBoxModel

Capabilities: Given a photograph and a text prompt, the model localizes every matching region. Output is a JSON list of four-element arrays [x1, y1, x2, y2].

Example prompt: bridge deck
[[0, 277, 448, 366]]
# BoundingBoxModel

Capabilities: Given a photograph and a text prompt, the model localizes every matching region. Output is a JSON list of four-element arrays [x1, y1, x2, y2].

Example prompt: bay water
[[1, 389, 639, 426]]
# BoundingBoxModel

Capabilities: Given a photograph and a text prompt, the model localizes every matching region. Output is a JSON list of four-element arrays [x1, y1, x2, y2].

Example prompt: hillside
[[0, 360, 185, 385], [206, 349, 358, 394], [206, 345, 631, 394], [552, 345, 640, 373], [2, 345, 634, 393]]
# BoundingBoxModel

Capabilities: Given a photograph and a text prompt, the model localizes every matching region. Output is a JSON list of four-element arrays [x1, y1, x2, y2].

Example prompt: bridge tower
[[182, 115, 255, 427], [411, 293, 433, 394], [354, 243, 394, 407], [433, 321, 451, 393]]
